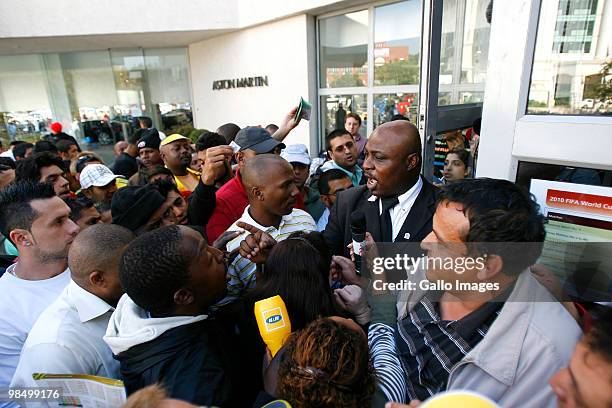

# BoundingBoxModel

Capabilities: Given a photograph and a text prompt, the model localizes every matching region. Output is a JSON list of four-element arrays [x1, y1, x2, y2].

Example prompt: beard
[[37, 247, 69, 263]]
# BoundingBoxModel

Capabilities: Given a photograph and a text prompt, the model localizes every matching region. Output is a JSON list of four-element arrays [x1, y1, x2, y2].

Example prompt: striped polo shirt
[[213, 206, 316, 308]]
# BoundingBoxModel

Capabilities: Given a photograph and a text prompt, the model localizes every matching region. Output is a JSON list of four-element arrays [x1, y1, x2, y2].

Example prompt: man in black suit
[[323, 120, 437, 257]]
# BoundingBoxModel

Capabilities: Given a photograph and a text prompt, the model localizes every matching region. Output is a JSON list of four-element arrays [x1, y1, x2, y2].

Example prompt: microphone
[[350, 210, 366, 273], [254, 295, 292, 357]]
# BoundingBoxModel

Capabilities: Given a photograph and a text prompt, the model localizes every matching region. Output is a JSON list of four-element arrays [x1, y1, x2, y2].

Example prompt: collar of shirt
[[237, 205, 294, 233], [67, 279, 114, 323], [369, 176, 423, 215], [323, 160, 363, 187]]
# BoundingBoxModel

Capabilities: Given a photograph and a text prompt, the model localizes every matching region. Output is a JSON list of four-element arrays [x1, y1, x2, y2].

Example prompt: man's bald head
[[370, 120, 421, 159], [242, 154, 293, 191], [241, 154, 299, 218], [68, 224, 135, 286]]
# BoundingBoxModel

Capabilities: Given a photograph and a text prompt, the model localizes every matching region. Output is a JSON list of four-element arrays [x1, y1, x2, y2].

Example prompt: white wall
[[189, 14, 315, 150]]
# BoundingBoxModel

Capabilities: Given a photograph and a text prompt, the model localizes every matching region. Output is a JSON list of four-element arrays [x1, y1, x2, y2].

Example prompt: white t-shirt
[[11, 280, 119, 389], [0, 264, 70, 390]]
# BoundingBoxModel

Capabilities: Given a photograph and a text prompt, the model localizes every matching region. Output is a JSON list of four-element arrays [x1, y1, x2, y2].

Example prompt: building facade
[[0, 0, 610, 181]]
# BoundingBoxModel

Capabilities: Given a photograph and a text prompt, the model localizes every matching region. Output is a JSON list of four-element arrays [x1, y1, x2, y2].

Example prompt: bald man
[[213, 154, 317, 308], [323, 121, 438, 257], [11, 224, 135, 388]]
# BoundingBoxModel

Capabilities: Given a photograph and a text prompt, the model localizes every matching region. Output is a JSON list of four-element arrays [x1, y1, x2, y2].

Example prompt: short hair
[[438, 178, 546, 275], [391, 114, 410, 122], [0, 157, 16, 170], [325, 129, 351, 152], [150, 179, 180, 198], [445, 147, 470, 168], [0, 181, 56, 239], [16, 152, 65, 182], [248, 232, 336, 331], [64, 195, 95, 222], [33, 140, 58, 154], [127, 128, 145, 145], [56, 139, 77, 153], [584, 308, 612, 363], [119, 225, 191, 315], [13, 142, 33, 159], [216, 123, 241, 143], [69, 223, 135, 282], [345, 112, 362, 125], [265, 124, 279, 134], [94, 199, 111, 214], [318, 169, 351, 195], [195, 131, 226, 152], [143, 165, 174, 183], [138, 116, 153, 128], [277, 318, 376, 407], [10, 141, 26, 147]]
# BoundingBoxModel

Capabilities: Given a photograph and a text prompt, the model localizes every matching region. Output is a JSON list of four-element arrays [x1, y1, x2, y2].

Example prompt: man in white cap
[[80, 164, 120, 204], [280, 144, 325, 221], [159, 134, 200, 196]]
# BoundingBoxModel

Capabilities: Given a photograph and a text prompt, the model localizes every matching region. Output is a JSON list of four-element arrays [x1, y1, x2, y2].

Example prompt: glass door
[[419, 0, 492, 182]]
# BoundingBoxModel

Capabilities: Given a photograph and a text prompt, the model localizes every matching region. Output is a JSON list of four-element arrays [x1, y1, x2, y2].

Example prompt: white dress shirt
[[10, 280, 119, 389], [368, 177, 423, 241]]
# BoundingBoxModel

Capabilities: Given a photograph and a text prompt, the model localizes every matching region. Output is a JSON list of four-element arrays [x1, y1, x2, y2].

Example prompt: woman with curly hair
[[275, 317, 376, 408]]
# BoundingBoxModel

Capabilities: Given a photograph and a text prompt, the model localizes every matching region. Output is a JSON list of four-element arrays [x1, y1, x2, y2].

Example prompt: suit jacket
[[323, 176, 438, 257]]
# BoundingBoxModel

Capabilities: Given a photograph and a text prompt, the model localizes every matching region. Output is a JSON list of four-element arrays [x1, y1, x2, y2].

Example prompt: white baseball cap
[[80, 164, 119, 190], [281, 144, 311, 165]]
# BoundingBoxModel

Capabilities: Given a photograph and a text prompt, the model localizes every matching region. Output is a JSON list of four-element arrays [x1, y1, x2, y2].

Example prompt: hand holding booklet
[[32, 373, 126, 408], [294, 97, 312, 123]]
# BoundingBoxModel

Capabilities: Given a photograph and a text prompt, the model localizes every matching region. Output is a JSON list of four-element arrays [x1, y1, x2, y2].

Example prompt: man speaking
[[323, 121, 437, 257]]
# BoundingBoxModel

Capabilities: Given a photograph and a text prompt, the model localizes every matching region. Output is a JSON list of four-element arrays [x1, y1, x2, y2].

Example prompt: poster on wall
[[530, 179, 612, 302]]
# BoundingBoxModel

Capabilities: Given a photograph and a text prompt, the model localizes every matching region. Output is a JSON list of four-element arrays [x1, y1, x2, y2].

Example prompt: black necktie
[[380, 196, 399, 242]]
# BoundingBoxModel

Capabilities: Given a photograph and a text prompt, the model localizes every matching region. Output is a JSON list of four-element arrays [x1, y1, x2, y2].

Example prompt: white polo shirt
[[10, 280, 119, 388], [214, 206, 317, 308]]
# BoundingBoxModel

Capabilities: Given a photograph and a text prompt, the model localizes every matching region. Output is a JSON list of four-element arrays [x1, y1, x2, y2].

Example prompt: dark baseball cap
[[234, 126, 285, 154]]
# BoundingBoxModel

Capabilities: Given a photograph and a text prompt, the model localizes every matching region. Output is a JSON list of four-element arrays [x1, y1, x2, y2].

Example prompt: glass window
[[373, 93, 418, 127], [0, 54, 51, 144], [144, 48, 193, 135], [460, 0, 491, 84], [373, 1, 422, 86], [320, 94, 366, 143], [319, 10, 369, 88], [439, 0, 492, 105], [527, 0, 611, 115]]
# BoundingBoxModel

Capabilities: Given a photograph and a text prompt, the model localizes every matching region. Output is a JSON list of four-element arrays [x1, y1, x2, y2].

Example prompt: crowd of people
[[0, 108, 610, 408]]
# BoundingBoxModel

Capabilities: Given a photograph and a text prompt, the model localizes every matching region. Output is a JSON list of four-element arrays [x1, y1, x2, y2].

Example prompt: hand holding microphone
[[254, 295, 292, 358]]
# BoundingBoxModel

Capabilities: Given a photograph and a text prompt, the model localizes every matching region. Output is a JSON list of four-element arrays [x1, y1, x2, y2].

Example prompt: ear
[[253, 186, 265, 201], [9, 229, 32, 249], [173, 288, 194, 306], [464, 167, 471, 178], [477, 254, 504, 280], [235, 152, 245, 167], [320, 194, 331, 208], [89, 270, 106, 288], [406, 153, 420, 172]]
